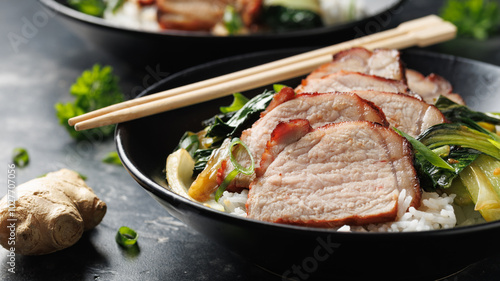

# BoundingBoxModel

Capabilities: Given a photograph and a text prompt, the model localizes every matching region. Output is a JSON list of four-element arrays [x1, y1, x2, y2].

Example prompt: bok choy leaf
[[205, 89, 275, 144]]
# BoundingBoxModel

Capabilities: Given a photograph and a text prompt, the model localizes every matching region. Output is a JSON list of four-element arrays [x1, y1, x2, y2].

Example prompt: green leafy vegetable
[[67, 0, 107, 17], [115, 226, 139, 247], [417, 146, 481, 190], [192, 149, 214, 176], [263, 5, 323, 31], [458, 155, 500, 221], [436, 96, 500, 125], [223, 5, 244, 35], [393, 128, 454, 171], [55, 64, 124, 141], [102, 151, 122, 165], [219, 93, 249, 114], [440, 0, 500, 40], [413, 122, 499, 190], [206, 89, 275, 143], [12, 148, 29, 168], [176, 132, 200, 157], [418, 123, 500, 160], [397, 97, 500, 191], [176, 87, 277, 178]]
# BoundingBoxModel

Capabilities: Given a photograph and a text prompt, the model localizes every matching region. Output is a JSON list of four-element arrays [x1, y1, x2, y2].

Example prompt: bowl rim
[[39, 0, 406, 40], [115, 47, 500, 238]]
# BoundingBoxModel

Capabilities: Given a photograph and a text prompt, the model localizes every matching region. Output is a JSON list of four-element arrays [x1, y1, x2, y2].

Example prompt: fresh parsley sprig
[[55, 64, 124, 141], [441, 0, 500, 40]]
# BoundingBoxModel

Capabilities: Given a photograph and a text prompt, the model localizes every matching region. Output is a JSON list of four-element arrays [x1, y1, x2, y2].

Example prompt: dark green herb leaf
[[440, 0, 500, 40], [206, 89, 275, 143], [55, 64, 124, 141]]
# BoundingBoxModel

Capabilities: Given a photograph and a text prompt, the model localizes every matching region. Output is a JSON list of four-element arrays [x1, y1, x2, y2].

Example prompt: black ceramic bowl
[[39, 0, 404, 69], [115, 48, 500, 281]]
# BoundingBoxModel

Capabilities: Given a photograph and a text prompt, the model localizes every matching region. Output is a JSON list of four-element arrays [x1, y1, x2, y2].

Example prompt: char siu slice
[[405, 69, 466, 105], [222, 89, 389, 190], [157, 0, 261, 31], [246, 120, 421, 227], [351, 90, 446, 137], [307, 47, 406, 81], [295, 71, 411, 95]]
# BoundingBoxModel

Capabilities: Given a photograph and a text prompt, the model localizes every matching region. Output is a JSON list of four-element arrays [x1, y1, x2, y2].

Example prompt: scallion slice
[[215, 138, 255, 201], [215, 169, 239, 201], [229, 138, 255, 175], [12, 147, 29, 168], [115, 226, 139, 247]]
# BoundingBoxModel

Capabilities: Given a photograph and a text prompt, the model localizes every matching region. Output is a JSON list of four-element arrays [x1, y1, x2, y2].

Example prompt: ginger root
[[0, 169, 106, 255]]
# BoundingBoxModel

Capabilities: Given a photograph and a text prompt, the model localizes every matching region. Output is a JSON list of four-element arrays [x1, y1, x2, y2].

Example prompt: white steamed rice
[[218, 188, 481, 232]]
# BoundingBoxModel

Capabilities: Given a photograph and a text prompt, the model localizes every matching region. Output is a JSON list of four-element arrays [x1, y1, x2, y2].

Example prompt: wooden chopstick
[[71, 15, 456, 131]]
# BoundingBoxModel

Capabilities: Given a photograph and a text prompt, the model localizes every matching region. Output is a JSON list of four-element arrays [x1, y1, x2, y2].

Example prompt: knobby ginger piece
[[0, 169, 106, 255]]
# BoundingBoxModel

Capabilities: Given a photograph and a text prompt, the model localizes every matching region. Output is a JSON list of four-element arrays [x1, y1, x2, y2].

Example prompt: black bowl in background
[[39, 0, 405, 71], [115, 48, 500, 281]]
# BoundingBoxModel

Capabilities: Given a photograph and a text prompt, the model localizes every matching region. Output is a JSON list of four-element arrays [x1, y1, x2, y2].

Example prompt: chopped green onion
[[115, 226, 138, 247], [12, 147, 29, 168], [393, 127, 455, 171], [215, 169, 239, 201], [229, 138, 255, 175], [215, 138, 255, 201]]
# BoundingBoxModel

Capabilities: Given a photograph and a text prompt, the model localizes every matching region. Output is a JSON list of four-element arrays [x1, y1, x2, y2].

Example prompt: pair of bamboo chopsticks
[[69, 15, 456, 131]]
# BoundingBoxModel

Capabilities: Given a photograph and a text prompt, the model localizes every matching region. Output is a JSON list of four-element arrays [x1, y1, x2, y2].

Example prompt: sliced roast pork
[[406, 69, 466, 105], [351, 90, 446, 137], [221, 87, 389, 190], [246, 120, 421, 227], [307, 47, 406, 81], [157, 0, 261, 31], [295, 71, 411, 95]]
